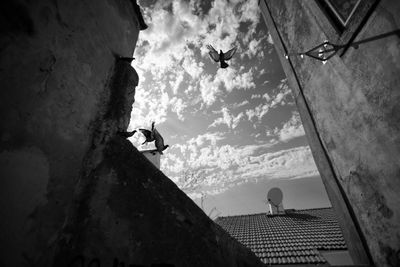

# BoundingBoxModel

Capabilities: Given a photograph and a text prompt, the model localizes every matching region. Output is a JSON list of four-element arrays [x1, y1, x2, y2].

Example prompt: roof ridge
[[215, 206, 333, 219]]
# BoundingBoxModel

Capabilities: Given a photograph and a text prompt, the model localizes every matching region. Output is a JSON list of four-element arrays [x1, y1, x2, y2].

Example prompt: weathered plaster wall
[[263, 0, 400, 266], [0, 1, 262, 266], [0, 1, 141, 265]]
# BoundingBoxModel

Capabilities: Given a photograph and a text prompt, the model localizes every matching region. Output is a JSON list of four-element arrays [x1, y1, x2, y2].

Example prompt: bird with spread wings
[[206, 45, 237, 68], [139, 121, 155, 145], [138, 122, 169, 154]]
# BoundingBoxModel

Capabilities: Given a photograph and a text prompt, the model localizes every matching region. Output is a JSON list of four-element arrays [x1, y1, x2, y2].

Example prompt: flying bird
[[117, 130, 136, 138], [206, 44, 237, 68], [139, 122, 155, 145], [153, 128, 169, 155]]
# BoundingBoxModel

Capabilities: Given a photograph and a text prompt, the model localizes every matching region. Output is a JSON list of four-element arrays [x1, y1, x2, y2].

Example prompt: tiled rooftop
[[215, 208, 347, 265]]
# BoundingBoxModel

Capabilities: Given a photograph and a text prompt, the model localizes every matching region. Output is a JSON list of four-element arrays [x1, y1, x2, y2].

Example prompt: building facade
[[259, 1, 400, 266]]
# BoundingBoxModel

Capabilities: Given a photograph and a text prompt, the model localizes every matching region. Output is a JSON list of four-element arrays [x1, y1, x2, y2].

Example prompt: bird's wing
[[207, 45, 220, 62], [154, 129, 164, 143], [139, 129, 152, 139], [222, 47, 237, 61], [153, 129, 165, 150]]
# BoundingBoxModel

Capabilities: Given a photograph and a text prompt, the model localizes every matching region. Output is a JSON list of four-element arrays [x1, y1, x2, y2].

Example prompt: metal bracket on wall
[[284, 29, 400, 63]]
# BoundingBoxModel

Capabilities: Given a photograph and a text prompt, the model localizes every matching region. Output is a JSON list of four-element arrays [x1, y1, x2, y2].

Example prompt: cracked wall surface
[[261, 0, 400, 266], [0, 1, 263, 266]]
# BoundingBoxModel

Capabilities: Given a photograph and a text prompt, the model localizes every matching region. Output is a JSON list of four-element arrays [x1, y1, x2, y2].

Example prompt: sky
[[128, 0, 331, 217]]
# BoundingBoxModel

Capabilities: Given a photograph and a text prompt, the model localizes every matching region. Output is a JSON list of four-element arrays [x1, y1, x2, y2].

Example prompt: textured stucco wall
[[262, 0, 400, 266]]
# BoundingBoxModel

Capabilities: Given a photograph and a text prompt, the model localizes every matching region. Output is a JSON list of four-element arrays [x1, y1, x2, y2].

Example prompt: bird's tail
[[220, 60, 229, 68]]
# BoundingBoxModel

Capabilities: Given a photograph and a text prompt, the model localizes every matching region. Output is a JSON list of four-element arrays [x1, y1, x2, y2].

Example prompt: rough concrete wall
[[265, 0, 400, 266], [0, 1, 263, 266], [0, 0, 140, 265], [53, 136, 263, 267]]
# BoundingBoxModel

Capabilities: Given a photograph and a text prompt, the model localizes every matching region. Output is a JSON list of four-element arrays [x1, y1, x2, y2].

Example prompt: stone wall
[[260, 0, 400, 266], [0, 1, 263, 266]]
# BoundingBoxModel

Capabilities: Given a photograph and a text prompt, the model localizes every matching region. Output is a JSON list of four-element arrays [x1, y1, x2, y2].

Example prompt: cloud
[[199, 74, 220, 106], [244, 36, 264, 59], [276, 112, 305, 142], [245, 79, 293, 121], [163, 141, 318, 198], [236, 146, 318, 180], [198, 67, 256, 106], [231, 100, 249, 108], [182, 56, 204, 79], [209, 107, 245, 129], [269, 79, 293, 107], [136, 0, 205, 73], [128, 82, 170, 130], [170, 70, 185, 94], [170, 96, 188, 121], [245, 103, 269, 121], [189, 132, 225, 147]]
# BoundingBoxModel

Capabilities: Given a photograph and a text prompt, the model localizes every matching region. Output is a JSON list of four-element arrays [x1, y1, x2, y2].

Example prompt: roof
[[215, 208, 347, 265]]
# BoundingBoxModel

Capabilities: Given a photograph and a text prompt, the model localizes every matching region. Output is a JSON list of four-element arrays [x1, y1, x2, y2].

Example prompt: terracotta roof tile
[[215, 207, 348, 265]]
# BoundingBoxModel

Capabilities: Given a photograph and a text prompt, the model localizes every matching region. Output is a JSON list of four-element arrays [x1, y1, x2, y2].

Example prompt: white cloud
[[244, 37, 263, 58], [246, 103, 269, 121], [214, 67, 255, 93], [276, 112, 305, 142], [198, 68, 255, 106], [199, 74, 219, 106], [189, 132, 225, 147], [245, 79, 293, 121], [232, 100, 249, 108], [270, 79, 293, 107], [163, 139, 318, 199], [182, 56, 204, 79], [209, 107, 245, 129], [128, 83, 170, 131], [170, 96, 188, 121], [236, 146, 318, 180], [170, 70, 185, 94]]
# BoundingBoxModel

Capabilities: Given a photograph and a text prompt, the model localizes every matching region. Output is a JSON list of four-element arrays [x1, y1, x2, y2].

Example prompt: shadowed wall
[[260, 0, 400, 266]]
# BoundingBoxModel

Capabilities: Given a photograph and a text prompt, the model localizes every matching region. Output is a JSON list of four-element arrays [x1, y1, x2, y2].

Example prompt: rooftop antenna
[[267, 187, 285, 215]]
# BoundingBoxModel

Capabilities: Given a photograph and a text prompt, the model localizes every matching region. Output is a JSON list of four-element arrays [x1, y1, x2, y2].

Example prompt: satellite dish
[[267, 187, 283, 206]]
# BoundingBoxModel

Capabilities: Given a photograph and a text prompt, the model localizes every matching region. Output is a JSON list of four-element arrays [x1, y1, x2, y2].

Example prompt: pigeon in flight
[[117, 130, 136, 138], [139, 122, 155, 145], [206, 44, 237, 68], [153, 128, 169, 154]]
